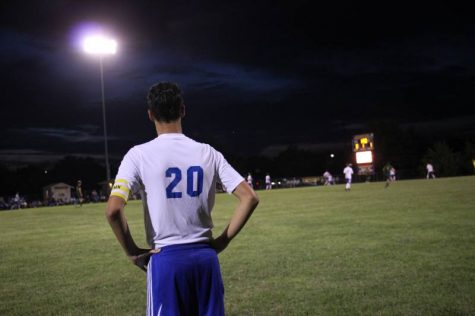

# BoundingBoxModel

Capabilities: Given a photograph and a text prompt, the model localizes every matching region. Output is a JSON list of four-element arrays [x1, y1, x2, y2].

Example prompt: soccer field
[[1, 177, 474, 315]]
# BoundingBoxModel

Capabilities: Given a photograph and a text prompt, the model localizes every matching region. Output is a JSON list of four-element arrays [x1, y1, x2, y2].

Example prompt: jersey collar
[[156, 133, 186, 140]]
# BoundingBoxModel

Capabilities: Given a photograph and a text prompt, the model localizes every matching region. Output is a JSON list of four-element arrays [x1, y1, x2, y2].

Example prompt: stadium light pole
[[82, 35, 117, 184]]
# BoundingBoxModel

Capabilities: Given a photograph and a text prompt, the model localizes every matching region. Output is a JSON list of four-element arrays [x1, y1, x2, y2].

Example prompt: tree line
[[1, 124, 474, 199]]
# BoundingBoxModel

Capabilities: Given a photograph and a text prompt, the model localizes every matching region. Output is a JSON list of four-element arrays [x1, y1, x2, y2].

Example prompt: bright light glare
[[356, 151, 373, 164], [83, 35, 117, 55]]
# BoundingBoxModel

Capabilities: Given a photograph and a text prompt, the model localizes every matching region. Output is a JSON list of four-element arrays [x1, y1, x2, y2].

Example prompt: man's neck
[[154, 119, 183, 136]]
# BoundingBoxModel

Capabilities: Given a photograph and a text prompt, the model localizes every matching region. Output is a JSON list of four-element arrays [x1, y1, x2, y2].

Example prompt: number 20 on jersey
[[166, 166, 204, 198]]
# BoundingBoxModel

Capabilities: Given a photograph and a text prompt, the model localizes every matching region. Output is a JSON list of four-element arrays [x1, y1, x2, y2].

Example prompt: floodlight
[[83, 35, 117, 55]]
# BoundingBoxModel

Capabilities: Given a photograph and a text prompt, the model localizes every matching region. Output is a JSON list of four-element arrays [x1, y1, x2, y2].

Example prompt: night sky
[[1, 1, 474, 168]]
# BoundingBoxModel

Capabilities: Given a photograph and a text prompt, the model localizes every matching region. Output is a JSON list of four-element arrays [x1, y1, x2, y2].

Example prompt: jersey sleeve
[[214, 149, 244, 194], [110, 147, 141, 202]]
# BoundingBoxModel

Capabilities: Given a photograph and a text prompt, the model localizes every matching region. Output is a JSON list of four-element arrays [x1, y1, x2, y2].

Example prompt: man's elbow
[[248, 191, 259, 208], [234, 182, 259, 208], [105, 204, 121, 222]]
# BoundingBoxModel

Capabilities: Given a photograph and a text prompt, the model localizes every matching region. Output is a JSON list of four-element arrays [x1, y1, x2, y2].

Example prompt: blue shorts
[[146, 243, 225, 316]]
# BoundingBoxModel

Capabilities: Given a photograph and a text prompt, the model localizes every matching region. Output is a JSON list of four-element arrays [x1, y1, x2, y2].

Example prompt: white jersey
[[426, 163, 434, 172], [111, 133, 244, 249], [265, 175, 271, 184], [343, 166, 353, 179]]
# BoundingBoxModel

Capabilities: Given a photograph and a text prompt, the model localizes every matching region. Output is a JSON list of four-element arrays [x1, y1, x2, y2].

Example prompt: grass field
[[1, 176, 474, 315]]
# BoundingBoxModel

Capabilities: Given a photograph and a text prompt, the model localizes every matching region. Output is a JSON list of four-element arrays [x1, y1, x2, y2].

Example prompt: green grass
[[1, 176, 474, 315]]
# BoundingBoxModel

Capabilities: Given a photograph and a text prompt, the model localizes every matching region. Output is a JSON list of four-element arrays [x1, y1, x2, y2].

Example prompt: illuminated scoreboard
[[352, 133, 374, 175], [353, 133, 373, 152]]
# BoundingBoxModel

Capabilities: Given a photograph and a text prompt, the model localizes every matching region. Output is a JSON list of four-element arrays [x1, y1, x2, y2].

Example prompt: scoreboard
[[352, 133, 374, 175], [353, 133, 373, 152]]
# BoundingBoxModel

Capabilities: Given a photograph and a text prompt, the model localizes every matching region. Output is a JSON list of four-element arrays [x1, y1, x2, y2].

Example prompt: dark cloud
[[1, 1, 475, 166]]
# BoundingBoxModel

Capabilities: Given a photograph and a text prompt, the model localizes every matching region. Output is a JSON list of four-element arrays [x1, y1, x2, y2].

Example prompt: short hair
[[147, 82, 184, 122]]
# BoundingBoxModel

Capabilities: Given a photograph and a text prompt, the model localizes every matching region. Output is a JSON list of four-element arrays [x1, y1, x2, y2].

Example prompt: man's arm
[[212, 181, 259, 253], [106, 196, 156, 271]]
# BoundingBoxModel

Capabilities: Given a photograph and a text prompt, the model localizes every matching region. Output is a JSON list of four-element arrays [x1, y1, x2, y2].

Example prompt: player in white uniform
[[426, 162, 436, 179], [247, 173, 253, 188], [265, 173, 272, 190], [323, 171, 333, 185], [389, 167, 396, 181], [343, 163, 354, 191], [106, 82, 259, 316]]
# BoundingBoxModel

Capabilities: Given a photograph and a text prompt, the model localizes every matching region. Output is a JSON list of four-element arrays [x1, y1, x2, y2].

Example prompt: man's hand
[[210, 234, 230, 254], [128, 248, 161, 272], [106, 196, 161, 273]]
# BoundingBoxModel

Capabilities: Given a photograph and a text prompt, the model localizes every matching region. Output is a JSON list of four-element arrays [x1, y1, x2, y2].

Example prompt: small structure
[[43, 182, 72, 204]]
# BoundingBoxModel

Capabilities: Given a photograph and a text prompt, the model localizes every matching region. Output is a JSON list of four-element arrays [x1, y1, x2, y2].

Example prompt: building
[[43, 182, 72, 203]]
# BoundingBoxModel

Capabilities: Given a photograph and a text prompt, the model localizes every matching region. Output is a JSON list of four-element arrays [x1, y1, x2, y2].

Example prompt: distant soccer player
[[383, 162, 393, 188], [426, 162, 436, 179], [323, 170, 333, 185], [106, 82, 259, 316], [247, 172, 253, 188], [265, 173, 272, 190], [390, 166, 396, 182], [343, 163, 353, 191]]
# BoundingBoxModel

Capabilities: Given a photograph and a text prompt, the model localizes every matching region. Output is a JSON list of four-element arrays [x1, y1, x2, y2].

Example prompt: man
[[12, 192, 21, 209], [343, 163, 353, 191], [265, 173, 272, 190], [382, 162, 393, 188], [389, 166, 396, 182], [75, 180, 84, 207], [106, 82, 259, 316], [323, 170, 333, 185], [426, 162, 436, 179], [247, 172, 253, 188]]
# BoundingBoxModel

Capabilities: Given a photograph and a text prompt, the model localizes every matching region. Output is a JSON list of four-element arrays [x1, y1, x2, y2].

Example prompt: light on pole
[[82, 35, 117, 183]]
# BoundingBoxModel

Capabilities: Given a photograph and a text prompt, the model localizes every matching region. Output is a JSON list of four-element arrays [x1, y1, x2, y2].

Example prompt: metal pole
[[99, 57, 111, 183]]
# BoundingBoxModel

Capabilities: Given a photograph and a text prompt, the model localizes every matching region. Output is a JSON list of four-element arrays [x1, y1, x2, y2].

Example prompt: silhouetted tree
[[369, 121, 426, 178], [422, 142, 460, 177], [461, 141, 475, 175]]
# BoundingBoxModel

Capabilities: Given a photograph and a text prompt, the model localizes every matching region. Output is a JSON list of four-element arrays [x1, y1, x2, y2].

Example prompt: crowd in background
[[0, 188, 109, 210], [0, 159, 467, 211]]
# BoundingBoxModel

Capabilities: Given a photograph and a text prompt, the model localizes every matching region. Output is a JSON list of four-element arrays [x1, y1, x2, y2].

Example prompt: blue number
[[187, 166, 204, 197], [166, 167, 182, 198], [165, 166, 204, 199]]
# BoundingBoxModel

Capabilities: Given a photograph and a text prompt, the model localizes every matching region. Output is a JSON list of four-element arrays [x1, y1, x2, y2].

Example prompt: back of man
[[120, 134, 242, 248], [106, 82, 258, 316], [343, 164, 353, 191]]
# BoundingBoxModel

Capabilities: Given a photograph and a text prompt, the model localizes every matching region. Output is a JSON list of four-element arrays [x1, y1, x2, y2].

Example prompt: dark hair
[[147, 82, 184, 122]]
